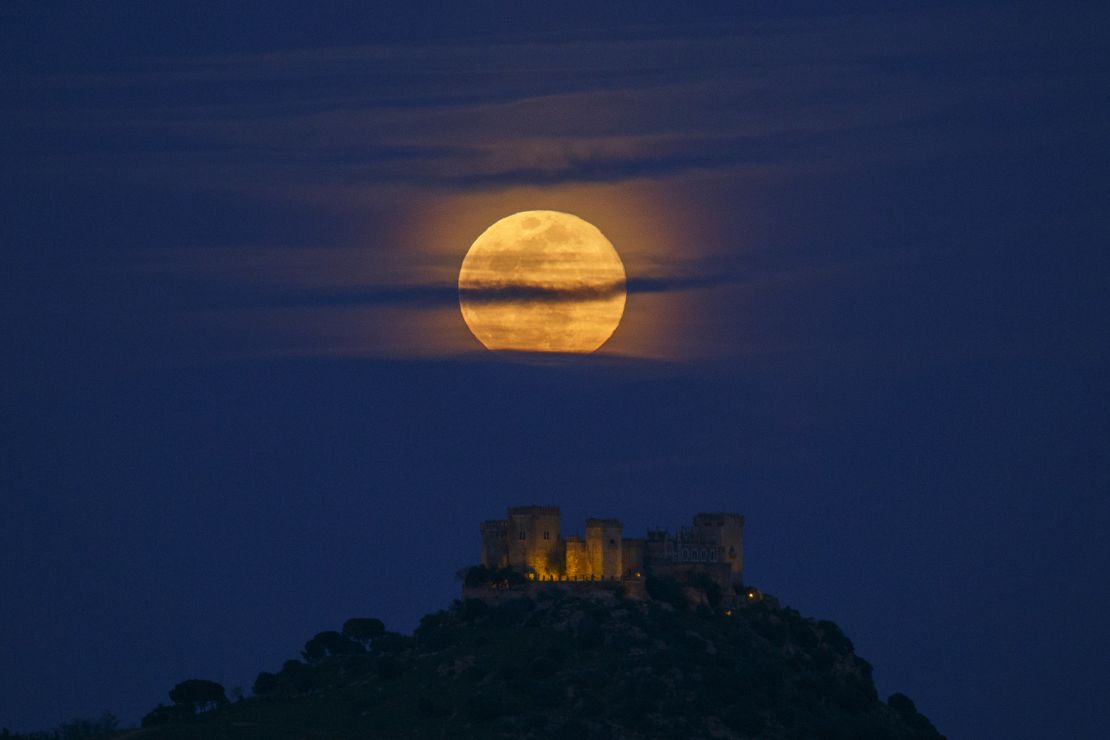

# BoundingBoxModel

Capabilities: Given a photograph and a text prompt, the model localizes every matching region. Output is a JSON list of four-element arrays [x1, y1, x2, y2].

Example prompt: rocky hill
[[124, 581, 942, 739]]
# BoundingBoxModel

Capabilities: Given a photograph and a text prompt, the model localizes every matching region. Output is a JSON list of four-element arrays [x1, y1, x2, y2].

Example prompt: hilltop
[[122, 581, 942, 740]]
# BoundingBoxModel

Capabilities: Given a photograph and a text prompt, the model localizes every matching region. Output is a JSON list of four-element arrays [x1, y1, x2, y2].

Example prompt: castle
[[478, 505, 744, 594]]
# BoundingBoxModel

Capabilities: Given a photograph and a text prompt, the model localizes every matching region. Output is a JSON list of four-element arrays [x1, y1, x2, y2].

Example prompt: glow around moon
[[458, 211, 627, 353]]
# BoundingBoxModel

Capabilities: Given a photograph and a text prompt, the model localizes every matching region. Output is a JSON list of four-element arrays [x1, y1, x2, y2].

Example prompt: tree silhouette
[[302, 630, 360, 663], [168, 678, 228, 714], [342, 617, 385, 646]]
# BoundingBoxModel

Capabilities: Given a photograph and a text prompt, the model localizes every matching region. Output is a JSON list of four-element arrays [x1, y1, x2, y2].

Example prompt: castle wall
[[462, 577, 646, 604], [644, 530, 667, 570], [507, 505, 562, 577], [652, 560, 733, 594], [586, 518, 622, 580], [565, 536, 591, 579], [621, 538, 644, 578]]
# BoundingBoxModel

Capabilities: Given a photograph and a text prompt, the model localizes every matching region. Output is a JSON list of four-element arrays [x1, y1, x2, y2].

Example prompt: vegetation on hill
[[120, 579, 942, 739], [2, 713, 119, 740]]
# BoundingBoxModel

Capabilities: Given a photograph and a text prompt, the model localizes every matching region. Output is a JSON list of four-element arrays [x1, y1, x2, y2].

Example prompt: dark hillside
[[129, 586, 942, 739]]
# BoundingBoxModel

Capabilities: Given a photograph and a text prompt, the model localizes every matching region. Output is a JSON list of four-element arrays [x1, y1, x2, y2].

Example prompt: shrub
[[416, 693, 451, 718], [528, 656, 558, 680], [645, 576, 688, 609], [371, 631, 412, 655], [817, 619, 854, 654], [489, 597, 535, 627], [463, 565, 527, 588], [691, 572, 723, 607], [465, 693, 502, 723], [56, 712, 119, 738], [459, 598, 489, 621], [140, 703, 193, 727], [375, 655, 404, 680], [415, 611, 447, 640]]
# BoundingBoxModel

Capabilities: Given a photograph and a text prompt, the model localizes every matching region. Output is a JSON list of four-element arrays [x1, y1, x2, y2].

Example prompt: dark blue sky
[[3, 2, 1109, 737]]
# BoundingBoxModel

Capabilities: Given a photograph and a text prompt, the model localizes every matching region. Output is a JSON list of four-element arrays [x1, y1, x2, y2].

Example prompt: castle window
[[543, 531, 550, 540], [728, 546, 736, 559], [519, 530, 526, 540]]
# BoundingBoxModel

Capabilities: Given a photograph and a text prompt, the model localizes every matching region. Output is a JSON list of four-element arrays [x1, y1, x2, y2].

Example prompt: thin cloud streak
[[261, 273, 737, 309]]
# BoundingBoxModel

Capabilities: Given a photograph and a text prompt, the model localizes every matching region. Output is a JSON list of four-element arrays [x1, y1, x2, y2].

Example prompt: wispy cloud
[[5, 7, 1074, 194], [7, 6, 1095, 364]]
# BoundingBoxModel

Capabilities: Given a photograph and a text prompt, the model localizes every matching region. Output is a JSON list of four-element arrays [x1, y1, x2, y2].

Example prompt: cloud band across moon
[[258, 274, 732, 310]]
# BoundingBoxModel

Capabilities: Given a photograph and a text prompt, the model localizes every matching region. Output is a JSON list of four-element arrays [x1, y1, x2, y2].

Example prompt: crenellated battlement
[[477, 505, 745, 596]]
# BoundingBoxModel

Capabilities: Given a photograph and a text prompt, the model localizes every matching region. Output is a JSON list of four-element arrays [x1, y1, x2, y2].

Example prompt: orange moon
[[458, 211, 627, 353]]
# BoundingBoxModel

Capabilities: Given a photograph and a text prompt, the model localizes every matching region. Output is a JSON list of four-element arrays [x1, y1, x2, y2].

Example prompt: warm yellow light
[[458, 211, 626, 353]]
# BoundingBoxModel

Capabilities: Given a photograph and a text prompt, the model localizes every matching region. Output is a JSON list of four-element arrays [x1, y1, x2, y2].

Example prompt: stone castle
[[479, 505, 745, 594]]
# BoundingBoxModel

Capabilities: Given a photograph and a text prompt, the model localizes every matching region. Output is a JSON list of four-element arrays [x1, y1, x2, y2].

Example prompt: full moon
[[458, 211, 626, 353]]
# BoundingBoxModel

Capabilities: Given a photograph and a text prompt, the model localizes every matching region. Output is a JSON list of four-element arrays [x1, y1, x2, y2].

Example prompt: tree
[[302, 630, 360, 663], [252, 671, 281, 698], [168, 678, 229, 714], [56, 713, 119, 739], [278, 659, 316, 693], [342, 617, 385, 646]]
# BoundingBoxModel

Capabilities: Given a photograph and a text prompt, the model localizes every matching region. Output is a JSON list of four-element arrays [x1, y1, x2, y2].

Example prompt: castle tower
[[692, 512, 744, 585], [507, 505, 562, 577], [479, 520, 509, 569], [586, 518, 622, 580]]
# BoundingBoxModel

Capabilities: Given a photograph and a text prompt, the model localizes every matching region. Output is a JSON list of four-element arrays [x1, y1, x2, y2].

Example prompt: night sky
[[3, 3, 1109, 737]]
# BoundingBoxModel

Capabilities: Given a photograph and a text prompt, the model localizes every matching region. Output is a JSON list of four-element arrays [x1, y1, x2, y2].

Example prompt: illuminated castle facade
[[479, 505, 744, 591]]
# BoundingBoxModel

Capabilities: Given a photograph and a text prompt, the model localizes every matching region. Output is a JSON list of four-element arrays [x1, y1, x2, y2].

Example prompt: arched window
[[519, 530, 526, 540], [543, 531, 550, 540]]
